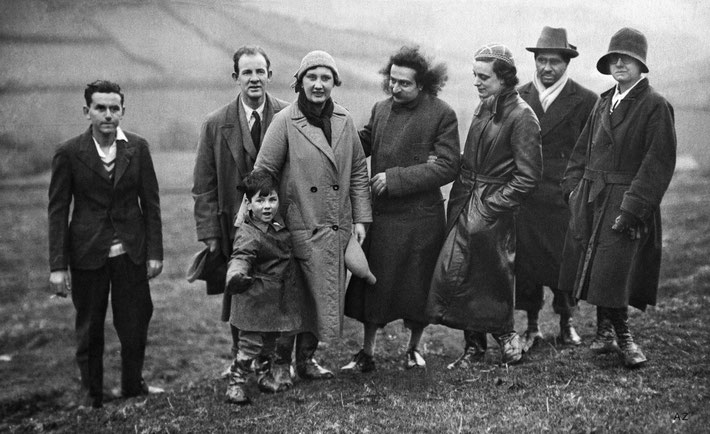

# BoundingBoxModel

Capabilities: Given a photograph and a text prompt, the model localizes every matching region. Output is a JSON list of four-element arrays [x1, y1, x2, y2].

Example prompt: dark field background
[[1, 1, 709, 432]]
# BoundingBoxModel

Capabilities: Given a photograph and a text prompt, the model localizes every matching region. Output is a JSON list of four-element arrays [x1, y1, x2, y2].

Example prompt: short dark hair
[[490, 59, 519, 88], [233, 45, 271, 73], [242, 170, 278, 200], [380, 46, 448, 96], [84, 80, 124, 106]]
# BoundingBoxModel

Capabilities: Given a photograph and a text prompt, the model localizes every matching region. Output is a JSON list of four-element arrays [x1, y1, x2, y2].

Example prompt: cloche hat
[[526, 26, 579, 58], [596, 27, 649, 74], [293, 50, 341, 87]]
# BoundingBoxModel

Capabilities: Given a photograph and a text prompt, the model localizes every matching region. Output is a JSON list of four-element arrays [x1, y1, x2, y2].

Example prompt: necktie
[[251, 111, 261, 151]]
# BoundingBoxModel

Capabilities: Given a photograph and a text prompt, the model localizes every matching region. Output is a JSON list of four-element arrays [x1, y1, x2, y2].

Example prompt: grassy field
[[0, 152, 708, 433]]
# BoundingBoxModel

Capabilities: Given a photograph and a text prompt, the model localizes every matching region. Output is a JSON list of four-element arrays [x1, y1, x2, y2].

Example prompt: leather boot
[[296, 332, 333, 380], [225, 358, 251, 404], [494, 331, 523, 365], [590, 307, 620, 354], [609, 308, 647, 368], [255, 356, 291, 393], [559, 314, 582, 346], [447, 331, 487, 369]]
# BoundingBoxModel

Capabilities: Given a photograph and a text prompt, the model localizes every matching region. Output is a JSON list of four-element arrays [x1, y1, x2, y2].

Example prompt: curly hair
[[379, 46, 448, 96], [490, 59, 519, 88]]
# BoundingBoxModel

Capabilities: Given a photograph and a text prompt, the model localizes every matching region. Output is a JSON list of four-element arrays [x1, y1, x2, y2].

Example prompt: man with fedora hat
[[559, 28, 676, 368], [516, 26, 598, 351], [192, 45, 289, 377]]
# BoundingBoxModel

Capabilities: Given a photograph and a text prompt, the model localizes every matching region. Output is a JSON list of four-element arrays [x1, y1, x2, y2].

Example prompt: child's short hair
[[242, 170, 278, 200]]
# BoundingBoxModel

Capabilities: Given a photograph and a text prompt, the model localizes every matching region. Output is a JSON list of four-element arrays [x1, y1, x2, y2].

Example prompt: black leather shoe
[[446, 345, 486, 370], [559, 325, 582, 346], [522, 329, 544, 352], [297, 358, 335, 380], [341, 350, 376, 373]]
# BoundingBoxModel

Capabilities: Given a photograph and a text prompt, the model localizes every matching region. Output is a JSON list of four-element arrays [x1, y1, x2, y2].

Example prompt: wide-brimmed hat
[[526, 26, 579, 58], [186, 246, 226, 295], [474, 43, 515, 66], [596, 27, 649, 74], [293, 50, 341, 87]]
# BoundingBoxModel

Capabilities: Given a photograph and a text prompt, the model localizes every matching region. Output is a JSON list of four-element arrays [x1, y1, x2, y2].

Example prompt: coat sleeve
[[254, 112, 289, 178], [620, 98, 677, 220], [485, 107, 542, 214], [192, 119, 221, 241], [562, 102, 598, 200], [226, 227, 258, 287], [358, 105, 375, 157], [138, 141, 163, 261], [385, 107, 461, 197], [48, 146, 72, 271], [347, 116, 373, 224]]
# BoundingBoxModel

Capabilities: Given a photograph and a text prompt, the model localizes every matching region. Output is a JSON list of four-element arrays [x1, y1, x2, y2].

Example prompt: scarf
[[298, 91, 334, 145], [533, 71, 568, 112]]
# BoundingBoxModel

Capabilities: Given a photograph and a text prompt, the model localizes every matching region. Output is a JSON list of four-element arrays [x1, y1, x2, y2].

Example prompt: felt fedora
[[526, 26, 579, 58], [596, 27, 649, 74], [186, 246, 227, 295]]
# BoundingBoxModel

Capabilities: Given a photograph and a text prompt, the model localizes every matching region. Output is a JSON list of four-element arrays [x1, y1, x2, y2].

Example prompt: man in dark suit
[[48, 80, 163, 408], [515, 27, 598, 351], [191, 45, 288, 377]]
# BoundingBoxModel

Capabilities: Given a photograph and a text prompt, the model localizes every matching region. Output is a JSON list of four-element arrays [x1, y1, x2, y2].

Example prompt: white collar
[[613, 76, 646, 103], [241, 98, 265, 121], [92, 127, 127, 158]]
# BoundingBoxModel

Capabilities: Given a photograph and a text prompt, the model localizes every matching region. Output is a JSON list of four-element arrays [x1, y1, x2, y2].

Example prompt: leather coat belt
[[460, 166, 509, 185], [583, 168, 635, 203]]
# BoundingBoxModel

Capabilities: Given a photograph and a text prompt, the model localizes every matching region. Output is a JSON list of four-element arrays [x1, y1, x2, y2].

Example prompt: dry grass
[[0, 162, 709, 433]]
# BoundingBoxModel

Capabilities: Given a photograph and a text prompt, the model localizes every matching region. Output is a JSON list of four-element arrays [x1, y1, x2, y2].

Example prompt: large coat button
[[332, 185, 339, 190], [331, 225, 339, 231], [310, 186, 318, 192]]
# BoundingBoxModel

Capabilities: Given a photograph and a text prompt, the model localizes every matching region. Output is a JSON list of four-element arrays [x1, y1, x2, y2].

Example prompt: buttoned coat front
[[516, 79, 598, 286], [345, 93, 460, 326], [558, 79, 676, 310], [192, 93, 288, 317], [48, 128, 163, 271], [427, 90, 542, 333], [254, 101, 372, 341]]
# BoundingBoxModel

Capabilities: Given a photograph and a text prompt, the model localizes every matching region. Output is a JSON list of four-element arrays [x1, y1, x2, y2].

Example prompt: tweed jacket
[[48, 127, 163, 271]]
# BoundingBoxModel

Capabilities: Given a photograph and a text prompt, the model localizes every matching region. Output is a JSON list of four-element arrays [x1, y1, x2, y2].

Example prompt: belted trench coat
[[558, 78, 676, 310], [427, 89, 542, 333], [254, 101, 372, 341]]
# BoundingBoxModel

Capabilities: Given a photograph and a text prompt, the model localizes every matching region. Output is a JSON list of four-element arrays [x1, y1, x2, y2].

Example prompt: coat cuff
[[385, 167, 404, 197], [620, 193, 652, 221]]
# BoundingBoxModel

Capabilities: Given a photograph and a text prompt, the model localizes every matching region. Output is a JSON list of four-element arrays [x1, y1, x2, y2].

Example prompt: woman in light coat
[[254, 50, 372, 379]]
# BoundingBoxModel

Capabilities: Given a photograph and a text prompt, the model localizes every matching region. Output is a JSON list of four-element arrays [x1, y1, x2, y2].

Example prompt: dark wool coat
[[226, 215, 303, 332], [192, 93, 288, 319], [49, 128, 163, 271], [254, 101, 372, 341], [345, 93, 460, 326], [516, 79, 598, 287], [558, 78, 676, 310], [427, 89, 542, 333]]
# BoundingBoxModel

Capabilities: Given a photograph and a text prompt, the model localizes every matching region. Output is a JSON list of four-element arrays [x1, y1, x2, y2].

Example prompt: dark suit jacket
[[48, 127, 163, 271]]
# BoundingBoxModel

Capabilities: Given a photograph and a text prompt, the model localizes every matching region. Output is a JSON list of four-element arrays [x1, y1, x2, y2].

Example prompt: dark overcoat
[[49, 128, 163, 271], [254, 101, 372, 341], [226, 215, 303, 332], [345, 93, 460, 326], [192, 93, 288, 319], [558, 78, 676, 310], [427, 89, 542, 333], [516, 79, 598, 287]]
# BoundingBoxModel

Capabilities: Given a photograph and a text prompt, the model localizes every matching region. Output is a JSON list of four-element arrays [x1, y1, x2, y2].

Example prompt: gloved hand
[[611, 210, 643, 240], [227, 273, 253, 294]]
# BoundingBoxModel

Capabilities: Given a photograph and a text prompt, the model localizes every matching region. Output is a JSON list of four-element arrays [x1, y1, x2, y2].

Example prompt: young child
[[224, 170, 302, 405]]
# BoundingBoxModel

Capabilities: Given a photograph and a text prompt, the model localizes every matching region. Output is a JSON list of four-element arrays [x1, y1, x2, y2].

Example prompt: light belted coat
[[254, 101, 372, 341], [427, 89, 542, 334], [192, 93, 288, 319], [516, 79, 598, 287], [558, 78, 676, 310]]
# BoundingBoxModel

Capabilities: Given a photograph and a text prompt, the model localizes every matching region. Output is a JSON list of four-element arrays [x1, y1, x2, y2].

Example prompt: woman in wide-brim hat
[[426, 43, 542, 368], [254, 50, 372, 380], [558, 27, 676, 368]]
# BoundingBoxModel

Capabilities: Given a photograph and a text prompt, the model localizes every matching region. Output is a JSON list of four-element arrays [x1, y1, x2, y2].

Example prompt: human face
[[302, 66, 334, 106], [233, 54, 271, 107], [535, 52, 568, 87], [473, 60, 504, 99], [608, 54, 643, 91], [83, 92, 123, 139], [248, 190, 279, 224], [389, 64, 421, 103]]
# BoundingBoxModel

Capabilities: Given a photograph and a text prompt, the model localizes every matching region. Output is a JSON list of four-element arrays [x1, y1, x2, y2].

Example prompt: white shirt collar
[[92, 127, 127, 158], [612, 76, 646, 106], [241, 98, 265, 126]]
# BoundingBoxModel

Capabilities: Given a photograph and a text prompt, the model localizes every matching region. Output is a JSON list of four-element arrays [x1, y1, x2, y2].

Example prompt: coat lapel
[[519, 84, 545, 121], [540, 81, 581, 138], [222, 99, 246, 164], [237, 94, 259, 161], [113, 139, 135, 186], [292, 107, 337, 168], [76, 129, 111, 183]]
